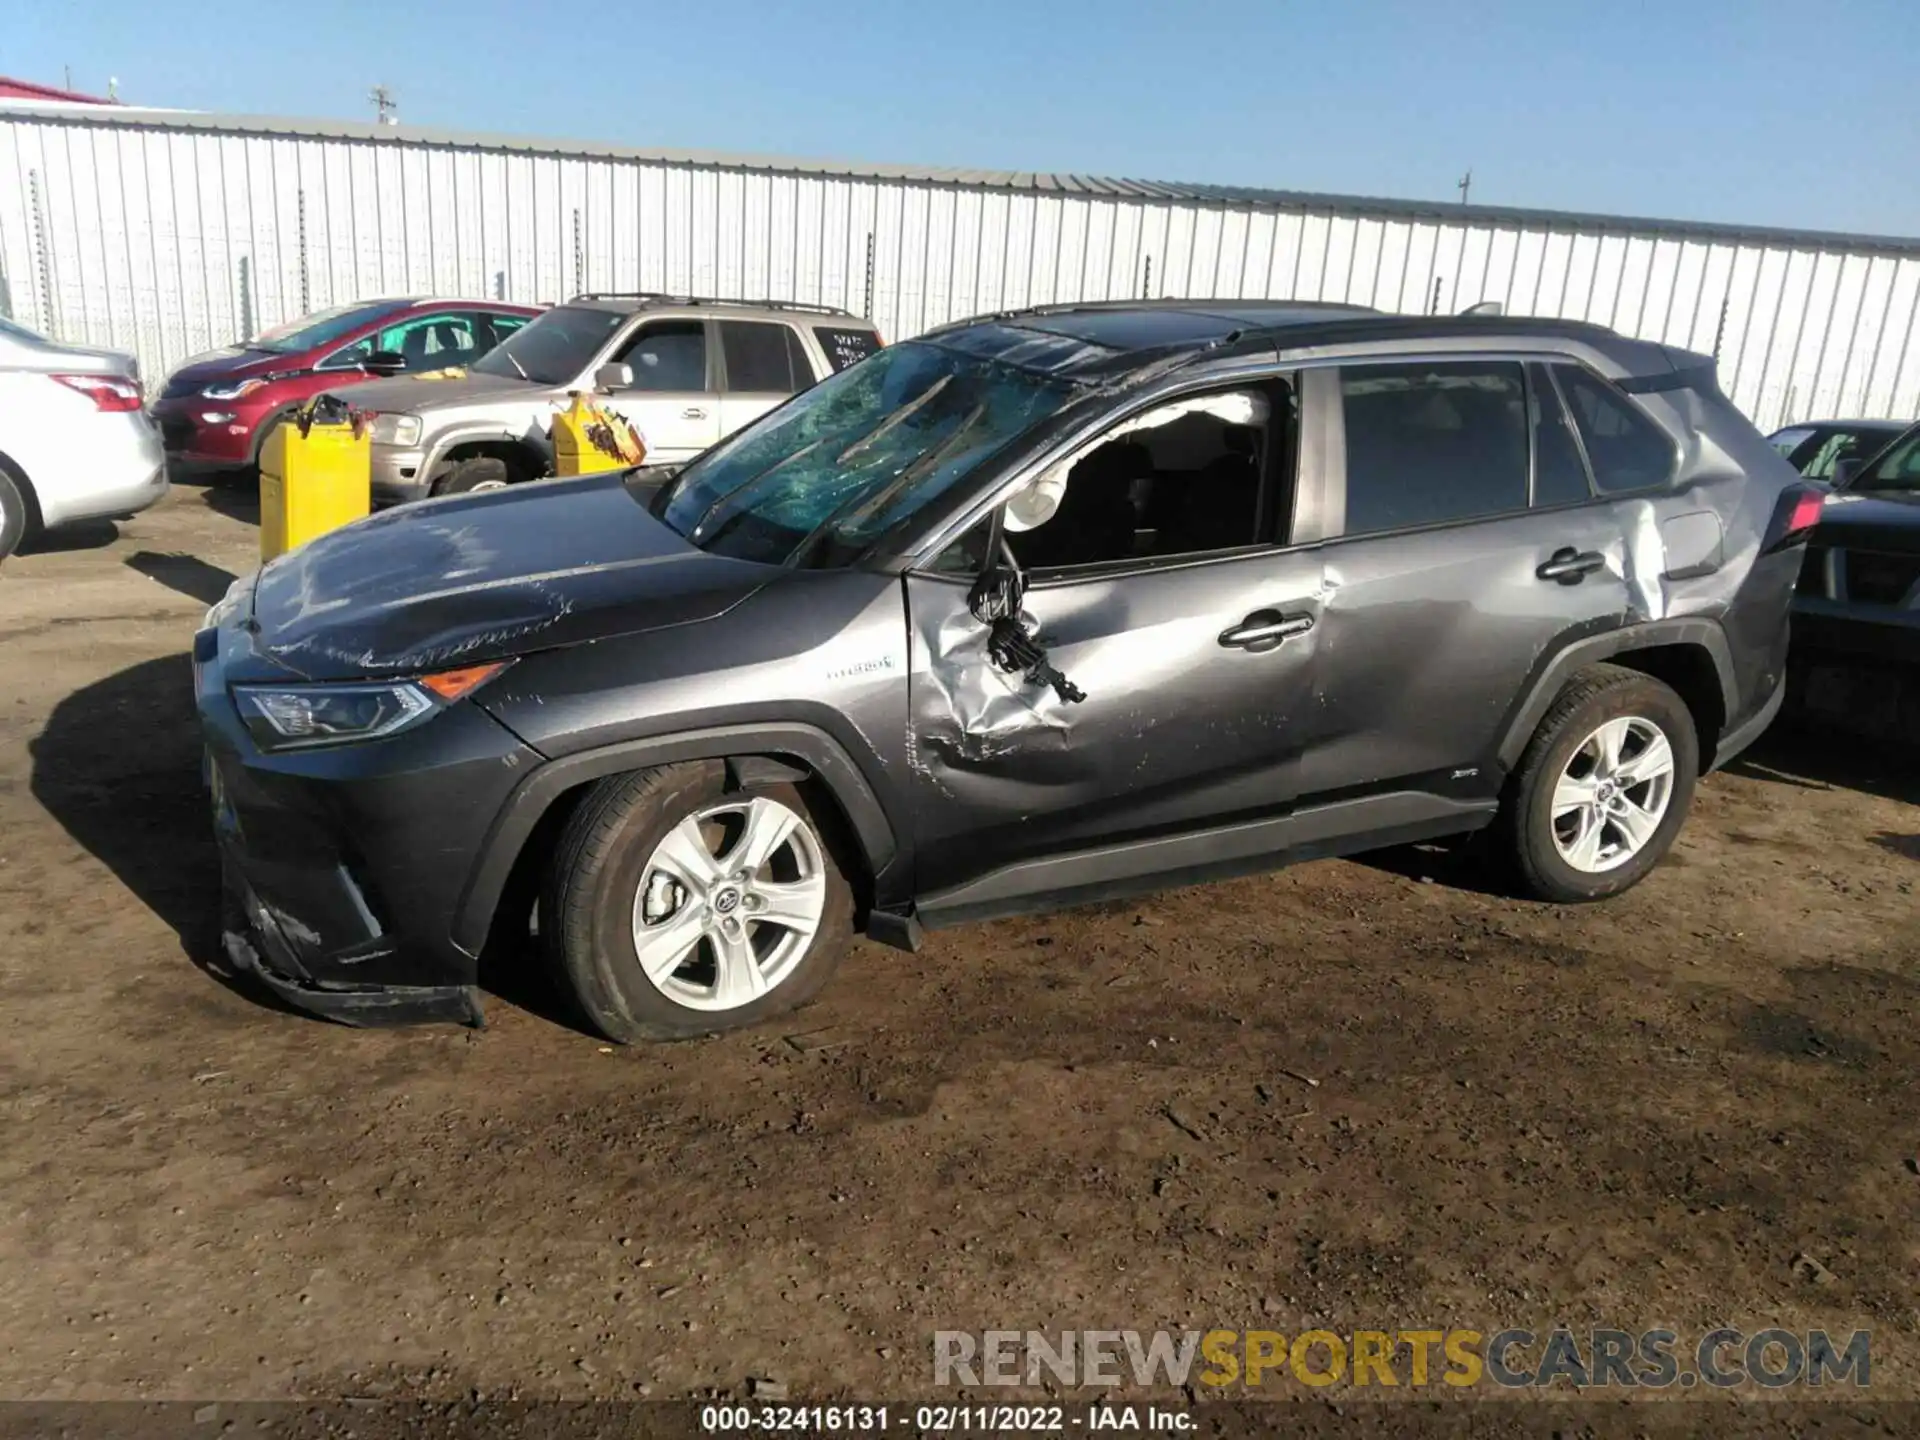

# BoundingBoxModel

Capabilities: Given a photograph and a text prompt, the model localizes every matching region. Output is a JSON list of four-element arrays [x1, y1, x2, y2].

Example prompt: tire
[[0, 466, 26, 561], [434, 457, 513, 496], [543, 762, 855, 1043], [1495, 663, 1699, 903]]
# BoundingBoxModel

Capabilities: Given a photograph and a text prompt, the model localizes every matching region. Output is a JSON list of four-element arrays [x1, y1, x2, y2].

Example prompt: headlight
[[232, 662, 509, 752], [370, 412, 423, 447], [202, 377, 267, 400]]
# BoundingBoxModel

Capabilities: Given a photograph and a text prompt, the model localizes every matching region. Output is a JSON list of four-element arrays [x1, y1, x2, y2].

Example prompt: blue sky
[[13, 0, 1920, 236]]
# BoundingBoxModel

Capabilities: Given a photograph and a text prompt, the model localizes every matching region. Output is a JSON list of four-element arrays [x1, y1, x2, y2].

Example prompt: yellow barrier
[[259, 404, 372, 563], [551, 392, 647, 477]]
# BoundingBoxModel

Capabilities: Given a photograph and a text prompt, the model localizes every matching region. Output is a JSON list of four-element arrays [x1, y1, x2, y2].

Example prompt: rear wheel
[[0, 466, 30, 560], [1496, 664, 1699, 902], [434, 457, 513, 496], [543, 763, 854, 1043]]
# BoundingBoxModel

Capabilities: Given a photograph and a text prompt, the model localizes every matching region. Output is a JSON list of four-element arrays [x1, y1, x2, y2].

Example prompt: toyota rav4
[[196, 300, 1813, 1039]]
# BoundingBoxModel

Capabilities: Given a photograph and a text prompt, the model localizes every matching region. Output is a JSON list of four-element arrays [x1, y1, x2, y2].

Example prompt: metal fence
[[5, 103, 1920, 433]]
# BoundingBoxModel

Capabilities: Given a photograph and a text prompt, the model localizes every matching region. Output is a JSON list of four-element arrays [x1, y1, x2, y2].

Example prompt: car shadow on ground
[[126, 551, 239, 606], [1726, 721, 1920, 807], [166, 467, 261, 528], [20, 519, 119, 554], [1348, 831, 1508, 895], [1352, 724, 1919, 895], [199, 484, 260, 528], [29, 652, 305, 1019]]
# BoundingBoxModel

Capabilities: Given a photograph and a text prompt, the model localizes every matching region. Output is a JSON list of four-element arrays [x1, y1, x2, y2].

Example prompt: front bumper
[[220, 873, 484, 1026], [197, 607, 542, 1025], [370, 444, 431, 507], [151, 397, 262, 467]]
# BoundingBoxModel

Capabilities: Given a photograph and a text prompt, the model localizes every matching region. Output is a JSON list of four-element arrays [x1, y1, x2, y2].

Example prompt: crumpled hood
[[343, 369, 545, 414], [251, 472, 774, 679], [1816, 489, 1920, 556]]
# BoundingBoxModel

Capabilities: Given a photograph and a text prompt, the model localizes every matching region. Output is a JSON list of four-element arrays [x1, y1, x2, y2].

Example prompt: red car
[[151, 297, 541, 475]]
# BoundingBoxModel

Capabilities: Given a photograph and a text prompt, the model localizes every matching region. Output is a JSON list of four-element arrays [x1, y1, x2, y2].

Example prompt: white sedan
[[0, 317, 169, 561]]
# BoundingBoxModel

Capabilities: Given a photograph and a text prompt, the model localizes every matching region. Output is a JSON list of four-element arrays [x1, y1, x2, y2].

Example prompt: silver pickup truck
[[339, 294, 880, 504]]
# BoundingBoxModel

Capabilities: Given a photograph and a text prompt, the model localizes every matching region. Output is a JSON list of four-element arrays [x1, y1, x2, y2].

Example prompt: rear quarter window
[[1553, 365, 1676, 495], [814, 326, 881, 373]]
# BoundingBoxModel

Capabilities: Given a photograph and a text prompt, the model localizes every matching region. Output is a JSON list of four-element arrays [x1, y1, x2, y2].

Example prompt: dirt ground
[[1, 485, 1916, 1425]]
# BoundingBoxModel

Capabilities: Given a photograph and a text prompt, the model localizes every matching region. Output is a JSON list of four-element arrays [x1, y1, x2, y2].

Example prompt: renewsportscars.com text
[[933, 1327, 1871, 1390]]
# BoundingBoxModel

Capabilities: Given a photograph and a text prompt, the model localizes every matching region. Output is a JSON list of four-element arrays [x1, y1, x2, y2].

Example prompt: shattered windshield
[[659, 341, 1075, 565]]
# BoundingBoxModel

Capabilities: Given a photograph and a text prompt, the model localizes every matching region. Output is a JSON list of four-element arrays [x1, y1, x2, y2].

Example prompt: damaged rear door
[[1299, 357, 1640, 799], [902, 374, 1331, 914]]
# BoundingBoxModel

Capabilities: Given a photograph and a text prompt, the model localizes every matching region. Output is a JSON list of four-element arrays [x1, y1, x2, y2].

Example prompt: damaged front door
[[901, 376, 1327, 914], [904, 551, 1326, 910]]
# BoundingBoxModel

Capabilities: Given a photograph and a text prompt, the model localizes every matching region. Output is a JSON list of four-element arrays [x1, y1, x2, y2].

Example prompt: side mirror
[[1831, 457, 1862, 489], [593, 362, 633, 391], [366, 349, 406, 377]]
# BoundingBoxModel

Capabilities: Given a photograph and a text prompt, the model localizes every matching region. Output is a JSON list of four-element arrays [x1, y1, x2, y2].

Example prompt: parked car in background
[[197, 300, 1810, 1034], [150, 297, 541, 478], [1789, 419, 1920, 739], [0, 316, 167, 561], [1767, 418, 1908, 482], [336, 294, 881, 503]]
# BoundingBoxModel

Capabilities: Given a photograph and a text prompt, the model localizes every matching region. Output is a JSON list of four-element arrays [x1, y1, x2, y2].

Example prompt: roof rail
[[568, 292, 856, 317]]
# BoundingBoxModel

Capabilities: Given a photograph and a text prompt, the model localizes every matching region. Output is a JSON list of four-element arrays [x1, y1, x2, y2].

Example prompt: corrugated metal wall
[[5, 106, 1920, 433]]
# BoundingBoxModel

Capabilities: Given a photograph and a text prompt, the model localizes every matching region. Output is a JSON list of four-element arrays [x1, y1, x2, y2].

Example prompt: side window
[[785, 327, 820, 389], [1769, 426, 1815, 457], [612, 320, 708, 391], [995, 383, 1290, 573], [1553, 364, 1674, 494], [355, 314, 482, 372], [814, 326, 881, 373], [1860, 430, 1920, 492], [721, 321, 801, 394], [1339, 361, 1528, 537], [1801, 428, 1888, 481], [1799, 431, 1852, 480], [1528, 363, 1593, 508], [318, 333, 378, 369], [482, 313, 529, 350]]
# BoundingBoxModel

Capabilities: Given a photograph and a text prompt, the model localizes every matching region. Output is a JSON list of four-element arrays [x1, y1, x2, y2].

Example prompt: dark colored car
[[195, 300, 1813, 1037], [1767, 418, 1909, 482], [1789, 420, 1920, 738], [151, 297, 541, 474]]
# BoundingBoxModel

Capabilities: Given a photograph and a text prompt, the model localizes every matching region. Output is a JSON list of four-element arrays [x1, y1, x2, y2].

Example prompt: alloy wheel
[[629, 797, 827, 1012], [1550, 715, 1676, 874]]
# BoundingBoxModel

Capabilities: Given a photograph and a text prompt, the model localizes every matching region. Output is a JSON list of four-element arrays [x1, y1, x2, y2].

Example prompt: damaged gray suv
[[196, 300, 1816, 1038]]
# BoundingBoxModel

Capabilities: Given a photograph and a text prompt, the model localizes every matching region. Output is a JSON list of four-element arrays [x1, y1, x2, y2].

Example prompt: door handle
[[1536, 547, 1606, 584], [1219, 612, 1314, 648], [681, 406, 708, 420]]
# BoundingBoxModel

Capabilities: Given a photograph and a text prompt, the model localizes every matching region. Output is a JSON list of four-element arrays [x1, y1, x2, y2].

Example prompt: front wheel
[[434, 457, 514, 496], [1496, 664, 1699, 902], [542, 762, 854, 1042]]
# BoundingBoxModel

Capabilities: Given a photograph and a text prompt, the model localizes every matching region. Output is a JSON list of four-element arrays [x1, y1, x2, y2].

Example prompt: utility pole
[[369, 85, 399, 126], [1457, 169, 1473, 205]]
